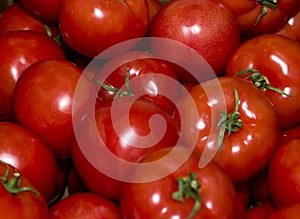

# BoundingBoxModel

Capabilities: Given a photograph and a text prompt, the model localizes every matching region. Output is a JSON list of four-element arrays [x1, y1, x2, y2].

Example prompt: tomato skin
[[11, 59, 96, 158], [49, 192, 122, 219], [178, 77, 280, 182], [19, 0, 60, 20], [265, 202, 300, 219], [268, 139, 300, 207], [280, 122, 300, 144], [149, 0, 240, 78], [0, 122, 58, 201], [58, 0, 149, 57], [0, 161, 49, 219], [0, 30, 65, 121], [226, 34, 300, 129], [246, 202, 276, 219], [120, 147, 238, 219]]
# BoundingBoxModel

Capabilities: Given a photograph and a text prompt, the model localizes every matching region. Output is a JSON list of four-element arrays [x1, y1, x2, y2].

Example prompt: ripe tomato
[[226, 34, 300, 128], [11, 59, 96, 158], [49, 192, 122, 219], [0, 30, 65, 121], [265, 202, 300, 219], [246, 203, 276, 219], [120, 147, 239, 219], [149, 0, 240, 78], [177, 77, 280, 182], [0, 122, 58, 201], [268, 139, 300, 207], [0, 161, 49, 219], [280, 122, 300, 144], [19, 0, 60, 20], [221, 0, 300, 38], [58, 0, 149, 57], [72, 97, 180, 200]]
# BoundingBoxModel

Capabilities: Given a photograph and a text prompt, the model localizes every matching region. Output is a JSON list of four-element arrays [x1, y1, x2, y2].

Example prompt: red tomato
[[0, 30, 65, 121], [265, 202, 300, 219], [0, 122, 58, 201], [11, 59, 96, 158], [149, 0, 240, 78], [268, 139, 300, 207], [235, 180, 250, 209], [246, 202, 276, 219], [0, 161, 49, 219], [120, 147, 239, 219], [280, 122, 300, 144], [147, 0, 162, 22], [177, 77, 280, 182], [221, 0, 300, 38], [58, 0, 149, 57], [72, 97, 180, 200], [226, 34, 300, 129], [19, 0, 60, 20]]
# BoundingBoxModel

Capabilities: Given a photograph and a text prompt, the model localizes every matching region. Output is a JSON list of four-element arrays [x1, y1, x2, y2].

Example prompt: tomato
[[11, 59, 96, 158], [177, 77, 280, 182], [0, 122, 58, 201], [120, 147, 239, 219], [19, 0, 60, 20], [0, 161, 49, 219], [221, 0, 300, 38], [58, 0, 150, 57], [72, 97, 180, 200], [276, 6, 300, 42], [268, 139, 300, 207], [265, 202, 300, 219], [0, 30, 65, 121], [280, 122, 300, 143], [235, 180, 250, 209], [246, 202, 276, 219], [50, 192, 122, 219], [147, 0, 162, 22], [94, 50, 180, 115], [226, 34, 300, 129], [149, 0, 240, 78]]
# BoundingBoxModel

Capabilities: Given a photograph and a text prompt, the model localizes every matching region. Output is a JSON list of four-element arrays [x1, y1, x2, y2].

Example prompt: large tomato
[[177, 77, 280, 182], [226, 34, 300, 129], [0, 30, 65, 121], [0, 122, 58, 201], [149, 0, 240, 78], [11, 59, 96, 158], [0, 161, 49, 219], [58, 0, 150, 57], [120, 147, 240, 219]]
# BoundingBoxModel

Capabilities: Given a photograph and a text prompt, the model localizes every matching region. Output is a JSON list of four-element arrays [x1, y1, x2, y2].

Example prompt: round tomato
[[177, 77, 280, 182], [268, 138, 300, 207], [265, 202, 300, 219], [49, 192, 122, 219], [120, 147, 239, 219], [0, 161, 49, 219], [58, 0, 149, 57], [0, 122, 58, 201], [149, 0, 240, 78], [280, 122, 300, 144], [0, 30, 65, 121], [246, 203, 276, 219], [226, 34, 300, 129], [11, 59, 96, 158], [19, 0, 60, 20]]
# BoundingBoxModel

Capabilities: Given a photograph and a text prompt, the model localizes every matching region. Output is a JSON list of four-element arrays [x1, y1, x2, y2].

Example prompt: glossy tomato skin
[[178, 77, 280, 182], [0, 122, 58, 201], [246, 202, 276, 219], [12, 59, 96, 158], [20, 0, 60, 20], [280, 122, 300, 143], [72, 97, 180, 201], [58, 0, 149, 57], [120, 147, 239, 219], [0, 30, 65, 121], [149, 0, 240, 78], [50, 192, 122, 219], [268, 139, 300, 207], [226, 34, 300, 129], [265, 202, 300, 219], [0, 161, 49, 219]]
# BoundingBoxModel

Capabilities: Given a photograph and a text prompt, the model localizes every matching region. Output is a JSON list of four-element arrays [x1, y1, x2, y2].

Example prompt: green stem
[[217, 88, 243, 153], [172, 172, 201, 219], [255, 0, 277, 26]]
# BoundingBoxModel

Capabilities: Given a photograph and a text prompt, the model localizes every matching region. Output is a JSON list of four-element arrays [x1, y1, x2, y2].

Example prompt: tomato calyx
[[235, 68, 291, 96], [217, 87, 243, 153], [96, 65, 133, 98], [44, 25, 61, 44], [172, 172, 201, 219], [255, 0, 277, 25], [0, 164, 39, 195]]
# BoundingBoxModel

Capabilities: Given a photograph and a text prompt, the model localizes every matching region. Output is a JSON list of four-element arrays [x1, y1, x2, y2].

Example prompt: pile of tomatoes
[[1, 0, 300, 218]]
